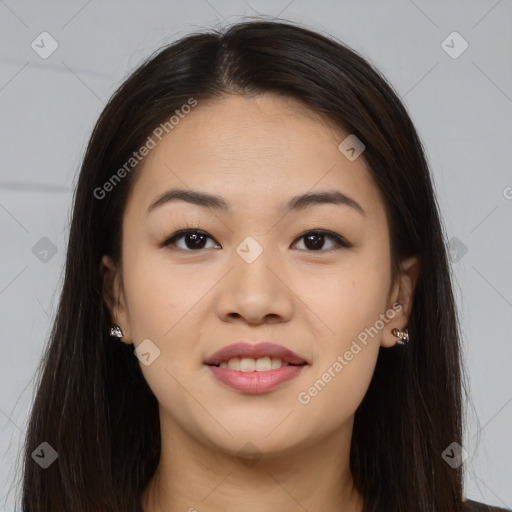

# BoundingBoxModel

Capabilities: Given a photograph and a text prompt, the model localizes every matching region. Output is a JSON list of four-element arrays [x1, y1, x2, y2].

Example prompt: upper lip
[[204, 342, 309, 366]]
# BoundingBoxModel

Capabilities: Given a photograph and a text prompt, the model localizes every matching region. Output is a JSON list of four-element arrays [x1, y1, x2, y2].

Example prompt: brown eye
[[163, 228, 350, 253], [293, 230, 350, 251], [164, 230, 218, 251]]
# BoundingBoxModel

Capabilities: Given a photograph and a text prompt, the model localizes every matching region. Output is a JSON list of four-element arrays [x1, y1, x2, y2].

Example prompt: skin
[[101, 93, 420, 512]]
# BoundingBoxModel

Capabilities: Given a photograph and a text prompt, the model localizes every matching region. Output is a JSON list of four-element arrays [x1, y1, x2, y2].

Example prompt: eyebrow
[[146, 188, 365, 216]]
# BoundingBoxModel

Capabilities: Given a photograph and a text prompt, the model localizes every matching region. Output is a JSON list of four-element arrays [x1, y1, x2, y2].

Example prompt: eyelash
[[161, 223, 351, 252]]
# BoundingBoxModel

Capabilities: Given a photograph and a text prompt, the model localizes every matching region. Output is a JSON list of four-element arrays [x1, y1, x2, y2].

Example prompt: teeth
[[271, 358, 283, 369], [218, 357, 290, 371], [256, 357, 271, 371]]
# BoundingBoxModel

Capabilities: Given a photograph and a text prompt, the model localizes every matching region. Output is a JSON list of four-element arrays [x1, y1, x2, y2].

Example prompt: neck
[[140, 412, 364, 512]]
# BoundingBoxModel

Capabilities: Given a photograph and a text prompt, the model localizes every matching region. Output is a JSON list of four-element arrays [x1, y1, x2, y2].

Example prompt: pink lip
[[203, 342, 309, 394], [206, 364, 307, 394], [204, 342, 308, 366]]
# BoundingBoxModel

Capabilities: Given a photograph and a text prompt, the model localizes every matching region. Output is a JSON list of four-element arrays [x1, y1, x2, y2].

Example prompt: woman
[[16, 20, 510, 512]]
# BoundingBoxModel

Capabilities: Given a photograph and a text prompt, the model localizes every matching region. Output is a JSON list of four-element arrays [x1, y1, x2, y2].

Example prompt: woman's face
[[103, 93, 418, 458]]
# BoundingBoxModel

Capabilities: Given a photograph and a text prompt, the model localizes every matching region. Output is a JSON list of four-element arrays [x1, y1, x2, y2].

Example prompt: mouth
[[206, 357, 308, 372], [203, 342, 310, 394], [205, 361, 308, 394], [204, 341, 309, 367]]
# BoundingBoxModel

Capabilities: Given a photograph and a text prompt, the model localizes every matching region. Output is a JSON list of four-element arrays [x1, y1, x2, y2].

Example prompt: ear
[[381, 255, 420, 348], [99, 254, 132, 344]]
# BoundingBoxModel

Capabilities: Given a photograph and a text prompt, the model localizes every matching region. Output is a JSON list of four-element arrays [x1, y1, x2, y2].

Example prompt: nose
[[214, 249, 294, 325]]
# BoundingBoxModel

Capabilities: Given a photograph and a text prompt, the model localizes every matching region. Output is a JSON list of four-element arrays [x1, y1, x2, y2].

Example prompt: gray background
[[1, 1, 511, 510]]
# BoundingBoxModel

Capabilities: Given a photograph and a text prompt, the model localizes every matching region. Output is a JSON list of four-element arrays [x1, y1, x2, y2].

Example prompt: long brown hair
[[15, 19, 468, 512]]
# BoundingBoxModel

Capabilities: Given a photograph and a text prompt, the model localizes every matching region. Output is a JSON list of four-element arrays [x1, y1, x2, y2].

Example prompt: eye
[[292, 230, 351, 251], [162, 229, 350, 252], [163, 229, 219, 251]]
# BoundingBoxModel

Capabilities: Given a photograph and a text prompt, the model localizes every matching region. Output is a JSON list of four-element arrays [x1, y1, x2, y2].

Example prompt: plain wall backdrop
[[0, 1, 511, 510]]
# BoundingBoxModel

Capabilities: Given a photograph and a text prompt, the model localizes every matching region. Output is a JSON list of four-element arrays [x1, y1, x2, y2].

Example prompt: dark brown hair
[[14, 19, 470, 512]]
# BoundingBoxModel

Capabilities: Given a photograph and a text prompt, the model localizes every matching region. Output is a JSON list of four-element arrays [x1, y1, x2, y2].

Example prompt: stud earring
[[109, 324, 124, 339], [391, 327, 409, 345]]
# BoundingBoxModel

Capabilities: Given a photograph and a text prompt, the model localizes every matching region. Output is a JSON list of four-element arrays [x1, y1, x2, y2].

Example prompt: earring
[[391, 327, 409, 345], [110, 324, 124, 339]]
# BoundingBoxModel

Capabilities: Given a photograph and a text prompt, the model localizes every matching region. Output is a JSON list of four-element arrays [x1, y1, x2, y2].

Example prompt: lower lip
[[206, 364, 307, 394]]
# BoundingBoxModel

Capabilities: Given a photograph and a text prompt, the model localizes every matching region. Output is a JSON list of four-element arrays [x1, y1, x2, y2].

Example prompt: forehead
[[125, 94, 385, 219]]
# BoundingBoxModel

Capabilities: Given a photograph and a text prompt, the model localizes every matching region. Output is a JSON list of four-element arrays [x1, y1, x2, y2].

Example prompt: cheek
[[293, 344, 378, 445], [293, 264, 387, 437], [120, 251, 206, 420], [292, 249, 390, 417], [121, 245, 202, 340], [122, 268, 173, 341], [299, 251, 391, 347]]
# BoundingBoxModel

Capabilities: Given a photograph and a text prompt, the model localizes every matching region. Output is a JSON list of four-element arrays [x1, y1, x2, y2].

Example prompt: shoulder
[[463, 499, 511, 512]]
